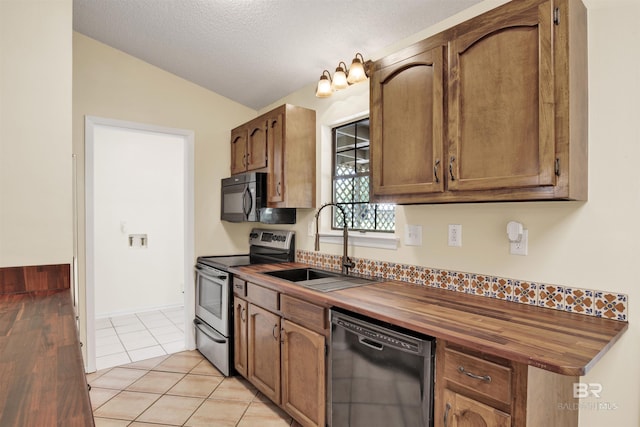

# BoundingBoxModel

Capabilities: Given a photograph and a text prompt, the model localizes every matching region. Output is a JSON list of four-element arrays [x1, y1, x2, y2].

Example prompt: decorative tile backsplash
[[296, 250, 629, 322]]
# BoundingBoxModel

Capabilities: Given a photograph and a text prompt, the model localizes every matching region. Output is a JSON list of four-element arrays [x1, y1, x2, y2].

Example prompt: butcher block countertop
[[230, 262, 628, 376], [0, 290, 94, 427]]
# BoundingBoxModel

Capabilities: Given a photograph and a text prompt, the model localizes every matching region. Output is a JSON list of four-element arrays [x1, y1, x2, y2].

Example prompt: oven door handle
[[193, 318, 227, 343], [195, 265, 227, 281]]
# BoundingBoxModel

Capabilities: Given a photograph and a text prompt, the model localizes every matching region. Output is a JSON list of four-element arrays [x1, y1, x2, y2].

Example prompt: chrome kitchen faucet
[[314, 202, 355, 275]]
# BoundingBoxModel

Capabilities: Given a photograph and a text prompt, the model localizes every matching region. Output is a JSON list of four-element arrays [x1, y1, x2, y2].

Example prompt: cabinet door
[[442, 389, 510, 427], [267, 113, 284, 203], [248, 304, 281, 403], [233, 297, 248, 377], [447, 0, 555, 192], [370, 45, 445, 198], [281, 320, 325, 427], [230, 127, 248, 175], [247, 120, 268, 171]]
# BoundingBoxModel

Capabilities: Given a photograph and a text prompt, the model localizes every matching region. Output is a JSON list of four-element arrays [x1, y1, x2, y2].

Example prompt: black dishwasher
[[329, 309, 435, 427]]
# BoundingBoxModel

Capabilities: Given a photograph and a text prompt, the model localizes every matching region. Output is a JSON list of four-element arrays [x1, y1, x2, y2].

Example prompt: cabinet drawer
[[443, 347, 512, 405], [280, 294, 326, 333], [247, 283, 279, 312], [233, 277, 246, 297]]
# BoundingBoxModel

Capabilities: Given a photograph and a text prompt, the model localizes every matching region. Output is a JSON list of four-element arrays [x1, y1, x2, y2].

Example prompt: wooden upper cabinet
[[230, 119, 268, 175], [369, 0, 587, 204], [265, 104, 316, 208], [267, 113, 285, 204], [247, 120, 268, 171], [230, 127, 248, 175], [447, 0, 555, 192], [370, 45, 445, 200], [230, 104, 316, 208]]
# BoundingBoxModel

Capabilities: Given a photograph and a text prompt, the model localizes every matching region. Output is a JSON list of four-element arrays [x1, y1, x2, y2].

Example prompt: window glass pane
[[375, 204, 396, 231], [332, 118, 395, 232], [336, 148, 356, 176], [334, 177, 353, 204], [336, 124, 356, 149], [333, 205, 351, 229], [352, 203, 373, 230], [353, 176, 369, 203], [355, 147, 370, 173]]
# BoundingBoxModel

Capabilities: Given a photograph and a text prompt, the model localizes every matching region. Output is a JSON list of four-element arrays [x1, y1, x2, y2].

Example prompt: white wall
[[0, 0, 72, 267], [261, 1, 640, 426], [93, 125, 185, 316], [73, 32, 257, 365]]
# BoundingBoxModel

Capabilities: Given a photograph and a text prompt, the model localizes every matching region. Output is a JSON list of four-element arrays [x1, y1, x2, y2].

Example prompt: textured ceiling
[[73, 0, 483, 110]]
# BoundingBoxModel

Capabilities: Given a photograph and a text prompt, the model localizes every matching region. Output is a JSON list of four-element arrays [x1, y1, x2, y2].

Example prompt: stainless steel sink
[[264, 267, 340, 282], [263, 267, 378, 292]]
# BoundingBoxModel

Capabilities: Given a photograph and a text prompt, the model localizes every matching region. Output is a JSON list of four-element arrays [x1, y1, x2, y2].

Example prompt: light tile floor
[[95, 306, 186, 371], [87, 350, 301, 427]]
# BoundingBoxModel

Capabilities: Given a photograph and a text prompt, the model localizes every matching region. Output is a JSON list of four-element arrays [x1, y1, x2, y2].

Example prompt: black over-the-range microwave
[[220, 172, 296, 224]]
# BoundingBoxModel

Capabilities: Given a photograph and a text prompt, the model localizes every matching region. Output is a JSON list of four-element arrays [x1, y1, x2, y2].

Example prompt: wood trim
[[0, 264, 70, 295]]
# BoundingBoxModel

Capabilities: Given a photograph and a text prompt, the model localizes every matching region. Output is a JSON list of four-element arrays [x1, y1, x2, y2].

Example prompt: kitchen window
[[332, 118, 395, 232]]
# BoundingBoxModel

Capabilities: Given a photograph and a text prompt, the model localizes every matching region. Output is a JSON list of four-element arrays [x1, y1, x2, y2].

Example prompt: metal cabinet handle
[[239, 305, 245, 322], [272, 324, 279, 341], [449, 156, 456, 181], [434, 159, 441, 183], [444, 403, 451, 427], [276, 182, 281, 196], [458, 365, 492, 383]]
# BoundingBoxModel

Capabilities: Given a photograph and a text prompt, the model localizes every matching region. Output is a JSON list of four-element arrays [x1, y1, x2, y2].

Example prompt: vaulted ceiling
[[73, 0, 483, 110]]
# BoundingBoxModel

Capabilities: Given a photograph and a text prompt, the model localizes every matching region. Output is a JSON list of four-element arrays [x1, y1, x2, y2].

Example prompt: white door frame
[[84, 115, 195, 372]]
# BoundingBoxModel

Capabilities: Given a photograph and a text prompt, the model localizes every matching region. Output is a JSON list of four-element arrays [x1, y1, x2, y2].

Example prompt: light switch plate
[[448, 224, 462, 247], [405, 224, 422, 246]]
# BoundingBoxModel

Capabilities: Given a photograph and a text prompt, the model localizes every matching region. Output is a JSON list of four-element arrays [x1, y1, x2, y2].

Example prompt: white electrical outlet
[[510, 229, 528, 255], [308, 220, 315, 237], [405, 224, 422, 246], [448, 224, 462, 247]]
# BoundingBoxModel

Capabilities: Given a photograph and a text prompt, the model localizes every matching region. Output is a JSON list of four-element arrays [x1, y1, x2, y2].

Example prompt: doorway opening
[[85, 116, 194, 372]]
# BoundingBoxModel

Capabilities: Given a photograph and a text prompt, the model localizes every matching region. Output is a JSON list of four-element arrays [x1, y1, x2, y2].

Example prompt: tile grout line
[[89, 352, 294, 427], [97, 307, 186, 369]]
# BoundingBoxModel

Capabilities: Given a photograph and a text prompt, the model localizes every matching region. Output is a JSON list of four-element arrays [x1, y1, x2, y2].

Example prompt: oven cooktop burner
[[196, 228, 295, 272]]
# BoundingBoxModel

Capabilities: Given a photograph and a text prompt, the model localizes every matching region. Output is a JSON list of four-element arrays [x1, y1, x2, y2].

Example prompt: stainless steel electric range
[[194, 228, 295, 375]]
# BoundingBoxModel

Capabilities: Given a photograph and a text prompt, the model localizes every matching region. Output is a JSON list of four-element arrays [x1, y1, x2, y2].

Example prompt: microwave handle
[[242, 185, 253, 218]]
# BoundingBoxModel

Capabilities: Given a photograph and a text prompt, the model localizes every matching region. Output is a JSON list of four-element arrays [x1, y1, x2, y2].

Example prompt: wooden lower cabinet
[[443, 389, 511, 427], [234, 287, 327, 427], [281, 319, 326, 427], [234, 298, 248, 377], [247, 303, 281, 403], [435, 340, 579, 427]]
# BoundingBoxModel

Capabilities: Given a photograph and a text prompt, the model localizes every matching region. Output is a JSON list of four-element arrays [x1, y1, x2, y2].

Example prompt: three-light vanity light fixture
[[315, 52, 368, 98]]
